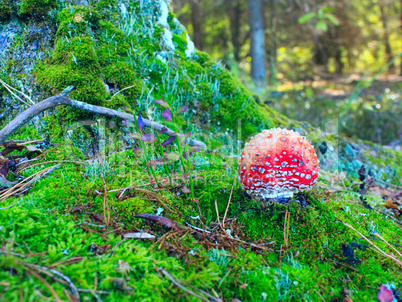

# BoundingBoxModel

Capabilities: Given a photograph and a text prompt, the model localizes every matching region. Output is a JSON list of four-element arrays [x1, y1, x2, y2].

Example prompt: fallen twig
[[158, 266, 221, 302], [0, 204, 15, 210], [74, 222, 106, 228], [155, 230, 184, 249], [339, 220, 402, 267], [18, 160, 87, 173], [185, 222, 212, 234], [222, 176, 236, 228], [26, 269, 62, 302], [22, 262, 80, 301], [0, 78, 35, 106], [326, 258, 358, 272], [48, 257, 85, 269], [131, 187, 179, 215], [185, 222, 274, 250], [0, 86, 206, 147], [284, 210, 290, 249], [101, 176, 110, 225], [134, 213, 182, 230], [374, 232, 402, 259], [77, 288, 109, 294], [0, 164, 61, 201], [214, 199, 223, 231], [79, 226, 109, 241], [124, 232, 156, 239]]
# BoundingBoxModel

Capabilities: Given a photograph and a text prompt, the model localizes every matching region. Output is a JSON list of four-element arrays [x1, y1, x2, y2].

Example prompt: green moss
[[103, 61, 142, 102], [183, 61, 204, 77], [53, 37, 101, 75], [104, 94, 130, 110], [195, 50, 215, 67], [172, 33, 187, 53], [96, 0, 118, 12], [97, 21, 131, 61], [1, 144, 400, 301], [167, 11, 176, 29], [0, 0, 12, 22], [19, 0, 58, 19], [36, 64, 107, 104], [112, 197, 154, 223], [56, 6, 101, 37]]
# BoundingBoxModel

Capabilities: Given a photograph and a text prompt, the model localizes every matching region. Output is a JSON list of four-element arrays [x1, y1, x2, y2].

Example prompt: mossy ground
[[0, 128, 401, 301]]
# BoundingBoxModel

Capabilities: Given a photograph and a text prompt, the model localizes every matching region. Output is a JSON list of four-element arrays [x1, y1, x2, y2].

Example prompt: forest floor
[[0, 122, 401, 301]]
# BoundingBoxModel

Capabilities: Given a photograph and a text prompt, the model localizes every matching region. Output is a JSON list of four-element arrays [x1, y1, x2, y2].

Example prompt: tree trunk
[[247, 0, 266, 89], [378, 3, 395, 73], [226, 0, 243, 61], [334, 47, 343, 74], [268, 0, 277, 87], [333, 30, 343, 74], [400, 0, 402, 75], [313, 37, 328, 66], [191, 0, 203, 49]]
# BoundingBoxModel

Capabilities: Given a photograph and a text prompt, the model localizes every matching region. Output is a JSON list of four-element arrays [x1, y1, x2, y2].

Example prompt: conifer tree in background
[[247, 0, 266, 90]]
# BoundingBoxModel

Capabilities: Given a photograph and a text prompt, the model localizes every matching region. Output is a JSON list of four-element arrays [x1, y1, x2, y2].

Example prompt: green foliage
[[0, 0, 12, 22], [19, 0, 58, 19], [298, 6, 340, 32], [103, 62, 142, 101], [270, 80, 402, 145]]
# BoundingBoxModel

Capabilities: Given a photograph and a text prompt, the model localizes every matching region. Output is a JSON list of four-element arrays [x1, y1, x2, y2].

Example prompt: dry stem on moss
[[340, 220, 402, 268], [158, 266, 222, 302], [0, 86, 207, 148]]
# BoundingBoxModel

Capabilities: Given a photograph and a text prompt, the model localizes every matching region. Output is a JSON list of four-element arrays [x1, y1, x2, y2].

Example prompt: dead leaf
[[123, 232, 156, 239], [388, 190, 402, 200], [332, 171, 347, 182], [0, 158, 9, 177], [368, 186, 382, 198], [0, 159, 17, 187], [384, 199, 399, 210], [358, 165, 366, 181], [134, 213, 182, 230], [69, 205, 89, 213], [378, 285, 395, 302], [182, 186, 191, 194], [1, 141, 41, 156], [111, 278, 134, 292], [115, 260, 133, 275]]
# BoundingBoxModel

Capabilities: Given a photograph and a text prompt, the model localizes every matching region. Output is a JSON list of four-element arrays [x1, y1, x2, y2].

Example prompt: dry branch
[[340, 220, 402, 267], [158, 267, 222, 302], [26, 269, 62, 302], [0, 86, 206, 148]]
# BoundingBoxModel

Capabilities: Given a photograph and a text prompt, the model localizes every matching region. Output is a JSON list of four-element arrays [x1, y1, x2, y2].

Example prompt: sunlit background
[[172, 0, 401, 146]]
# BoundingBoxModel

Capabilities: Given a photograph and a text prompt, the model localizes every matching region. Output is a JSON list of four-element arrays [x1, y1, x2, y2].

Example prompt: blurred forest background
[[171, 0, 402, 146]]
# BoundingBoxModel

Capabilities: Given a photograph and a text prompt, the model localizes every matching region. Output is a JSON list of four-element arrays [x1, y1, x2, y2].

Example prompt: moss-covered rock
[[19, 0, 58, 19]]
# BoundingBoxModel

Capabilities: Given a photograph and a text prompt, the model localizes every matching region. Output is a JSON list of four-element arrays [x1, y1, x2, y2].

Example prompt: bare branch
[[0, 86, 206, 148]]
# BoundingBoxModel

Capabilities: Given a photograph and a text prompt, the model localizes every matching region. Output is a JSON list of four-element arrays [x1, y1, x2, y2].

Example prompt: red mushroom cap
[[238, 128, 319, 201]]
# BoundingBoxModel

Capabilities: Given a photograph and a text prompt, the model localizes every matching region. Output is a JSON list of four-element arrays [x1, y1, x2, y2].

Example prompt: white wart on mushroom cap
[[238, 128, 319, 200]]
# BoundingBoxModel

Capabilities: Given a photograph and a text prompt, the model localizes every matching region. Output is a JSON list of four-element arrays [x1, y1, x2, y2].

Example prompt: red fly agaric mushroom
[[238, 128, 319, 204]]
